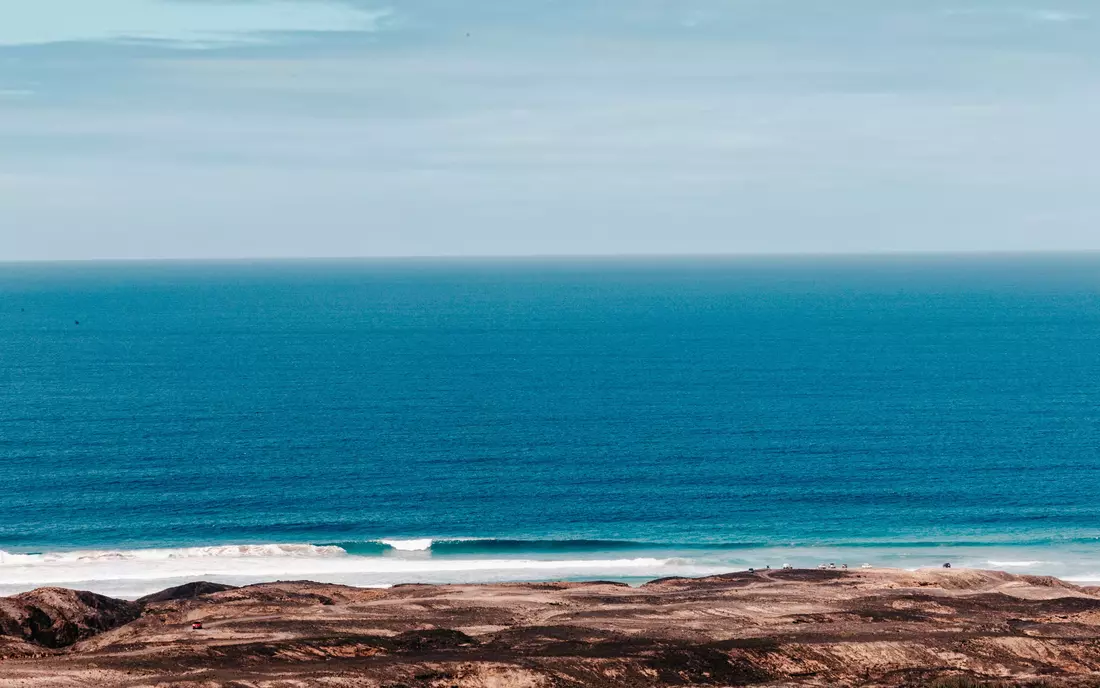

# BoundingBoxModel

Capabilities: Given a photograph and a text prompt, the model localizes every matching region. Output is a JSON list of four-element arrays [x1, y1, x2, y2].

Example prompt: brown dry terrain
[[4, 568, 1100, 687]]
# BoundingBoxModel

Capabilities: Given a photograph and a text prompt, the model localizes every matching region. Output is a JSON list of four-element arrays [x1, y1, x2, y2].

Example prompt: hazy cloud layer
[[1, 0, 1098, 259], [0, 0, 381, 47]]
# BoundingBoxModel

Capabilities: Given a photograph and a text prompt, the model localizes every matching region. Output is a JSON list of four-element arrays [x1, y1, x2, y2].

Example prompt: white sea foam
[[5, 543, 1093, 600], [380, 538, 434, 551], [1, 544, 345, 564], [0, 545, 707, 598], [0, 550, 39, 565]]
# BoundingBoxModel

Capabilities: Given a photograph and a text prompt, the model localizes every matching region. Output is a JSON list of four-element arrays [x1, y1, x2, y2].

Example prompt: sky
[[1, 0, 1098, 260]]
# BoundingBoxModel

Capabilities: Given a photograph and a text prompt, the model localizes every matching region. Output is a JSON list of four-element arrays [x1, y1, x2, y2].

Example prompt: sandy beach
[[5, 567, 1100, 686]]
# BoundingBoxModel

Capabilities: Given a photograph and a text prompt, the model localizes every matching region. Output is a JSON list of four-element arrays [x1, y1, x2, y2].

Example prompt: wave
[[1, 544, 345, 564], [343, 536, 1100, 554], [379, 538, 434, 552], [431, 539, 691, 555], [6, 537, 1100, 599], [327, 538, 767, 556], [0, 544, 699, 599]]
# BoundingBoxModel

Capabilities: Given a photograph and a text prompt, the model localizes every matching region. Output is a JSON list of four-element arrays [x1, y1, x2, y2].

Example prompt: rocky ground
[[4, 568, 1100, 687]]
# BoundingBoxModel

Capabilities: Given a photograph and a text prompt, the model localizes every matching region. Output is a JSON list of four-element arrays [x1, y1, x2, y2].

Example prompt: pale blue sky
[[1, 0, 1098, 259]]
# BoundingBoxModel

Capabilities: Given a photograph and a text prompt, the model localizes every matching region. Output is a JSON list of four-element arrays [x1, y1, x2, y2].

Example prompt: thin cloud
[[3, 0, 1100, 259], [943, 7, 1089, 23], [0, 0, 384, 48], [1030, 10, 1088, 22]]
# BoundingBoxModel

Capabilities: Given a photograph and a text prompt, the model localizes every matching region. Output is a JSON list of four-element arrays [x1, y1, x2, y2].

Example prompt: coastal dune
[[3, 568, 1100, 686]]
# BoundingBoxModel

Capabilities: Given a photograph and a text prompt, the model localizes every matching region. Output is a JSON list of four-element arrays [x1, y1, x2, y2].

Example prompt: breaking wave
[[0, 544, 345, 564], [330, 539, 764, 556], [379, 538, 434, 552], [4, 537, 1098, 599], [0, 543, 701, 599]]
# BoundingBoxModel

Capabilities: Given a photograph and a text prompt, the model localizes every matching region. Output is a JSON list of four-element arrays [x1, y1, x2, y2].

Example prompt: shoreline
[[5, 567, 1100, 686], [8, 539, 1100, 600]]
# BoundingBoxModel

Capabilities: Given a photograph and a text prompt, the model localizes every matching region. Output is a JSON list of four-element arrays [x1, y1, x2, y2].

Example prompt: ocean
[[2, 255, 1100, 598]]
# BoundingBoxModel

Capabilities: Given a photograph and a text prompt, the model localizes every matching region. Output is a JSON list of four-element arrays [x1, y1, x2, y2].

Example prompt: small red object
[[192, 622, 203, 630]]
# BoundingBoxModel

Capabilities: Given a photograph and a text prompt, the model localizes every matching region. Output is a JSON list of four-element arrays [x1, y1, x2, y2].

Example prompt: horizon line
[[3, 248, 1100, 266]]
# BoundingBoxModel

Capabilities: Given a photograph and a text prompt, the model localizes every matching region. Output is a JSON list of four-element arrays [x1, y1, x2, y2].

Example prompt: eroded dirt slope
[[4, 568, 1100, 686]]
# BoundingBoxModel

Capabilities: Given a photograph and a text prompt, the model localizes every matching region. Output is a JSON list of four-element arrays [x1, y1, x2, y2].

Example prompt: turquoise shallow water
[[2, 255, 1100, 596]]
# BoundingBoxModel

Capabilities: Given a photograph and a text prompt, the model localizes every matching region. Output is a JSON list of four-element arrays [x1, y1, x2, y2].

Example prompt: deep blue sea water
[[2, 255, 1100, 597]]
